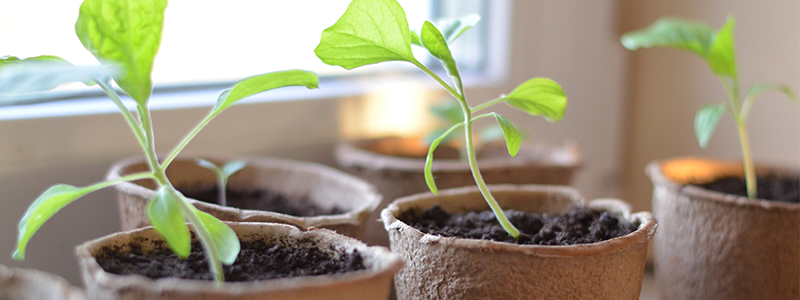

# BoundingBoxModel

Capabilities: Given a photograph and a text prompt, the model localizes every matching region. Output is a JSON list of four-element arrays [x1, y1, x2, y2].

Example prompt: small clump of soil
[[180, 185, 345, 217], [695, 173, 800, 203], [400, 205, 639, 245], [96, 238, 365, 282]]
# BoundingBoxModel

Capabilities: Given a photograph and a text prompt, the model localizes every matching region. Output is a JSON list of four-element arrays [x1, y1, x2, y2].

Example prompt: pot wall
[[647, 157, 800, 300], [107, 156, 380, 239], [0, 265, 86, 300], [337, 138, 582, 246], [381, 185, 656, 300], [76, 222, 403, 300]]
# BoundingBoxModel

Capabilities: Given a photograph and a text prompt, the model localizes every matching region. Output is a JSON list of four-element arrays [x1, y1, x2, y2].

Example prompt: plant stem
[[412, 60, 463, 102], [737, 121, 757, 199], [471, 97, 506, 113], [217, 175, 227, 207], [168, 185, 226, 284], [464, 115, 521, 239], [162, 113, 215, 170], [97, 82, 149, 155]]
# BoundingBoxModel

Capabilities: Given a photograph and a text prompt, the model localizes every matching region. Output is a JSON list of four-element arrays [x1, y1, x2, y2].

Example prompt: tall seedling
[[622, 16, 797, 199], [315, 0, 567, 239], [2, 0, 318, 283]]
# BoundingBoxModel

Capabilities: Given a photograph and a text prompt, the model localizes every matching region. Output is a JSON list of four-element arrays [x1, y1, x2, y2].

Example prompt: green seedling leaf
[[436, 15, 480, 44], [410, 30, 421, 46], [620, 18, 713, 57], [0, 55, 67, 67], [0, 60, 113, 94], [694, 103, 727, 148], [421, 21, 462, 90], [491, 113, 521, 157], [746, 82, 797, 104], [502, 78, 567, 121], [315, 0, 415, 69], [706, 16, 736, 78], [148, 187, 190, 258], [75, 0, 167, 105], [195, 158, 219, 172], [424, 123, 464, 195], [221, 160, 246, 178], [14, 184, 101, 260], [194, 209, 239, 265], [212, 70, 318, 117]]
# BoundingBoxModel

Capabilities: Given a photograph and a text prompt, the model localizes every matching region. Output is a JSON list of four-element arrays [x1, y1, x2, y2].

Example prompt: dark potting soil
[[180, 185, 345, 217], [695, 173, 800, 203], [400, 205, 639, 245], [95, 238, 365, 282]]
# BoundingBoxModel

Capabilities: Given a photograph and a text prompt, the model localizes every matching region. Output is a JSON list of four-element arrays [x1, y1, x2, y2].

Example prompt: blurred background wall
[[0, 0, 796, 285]]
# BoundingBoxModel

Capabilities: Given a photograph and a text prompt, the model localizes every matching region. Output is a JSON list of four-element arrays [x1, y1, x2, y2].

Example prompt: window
[[1, 0, 501, 113]]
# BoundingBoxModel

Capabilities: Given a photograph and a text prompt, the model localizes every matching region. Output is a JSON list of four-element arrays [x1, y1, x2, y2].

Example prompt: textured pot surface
[[337, 137, 582, 246], [381, 185, 656, 300], [77, 222, 403, 300], [108, 155, 380, 239], [0, 265, 86, 300], [647, 157, 799, 300]]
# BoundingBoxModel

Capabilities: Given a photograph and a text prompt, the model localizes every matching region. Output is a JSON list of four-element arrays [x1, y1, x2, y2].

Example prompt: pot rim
[[381, 184, 657, 258], [76, 222, 404, 295], [646, 156, 799, 211], [106, 154, 381, 229], [335, 137, 583, 173]]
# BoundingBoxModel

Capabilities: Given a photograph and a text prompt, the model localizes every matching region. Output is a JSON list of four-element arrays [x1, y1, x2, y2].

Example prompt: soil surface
[[180, 185, 345, 217], [696, 173, 800, 203], [96, 238, 365, 282], [400, 205, 639, 245]]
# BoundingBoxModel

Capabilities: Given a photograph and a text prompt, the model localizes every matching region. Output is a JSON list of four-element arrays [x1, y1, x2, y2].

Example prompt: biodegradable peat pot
[[108, 155, 381, 239], [381, 185, 656, 300], [337, 137, 582, 245], [647, 157, 800, 300], [0, 265, 86, 300], [76, 222, 404, 300]]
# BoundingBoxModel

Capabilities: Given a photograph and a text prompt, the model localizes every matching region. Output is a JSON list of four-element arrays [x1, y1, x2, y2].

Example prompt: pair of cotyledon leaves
[[621, 16, 796, 149], [10, 0, 318, 265], [314, 0, 567, 194]]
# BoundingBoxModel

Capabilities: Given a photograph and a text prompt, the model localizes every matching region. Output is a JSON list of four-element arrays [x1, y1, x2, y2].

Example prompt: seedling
[[316, 0, 567, 239], [2, 0, 318, 283], [622, 16, 797, 199], [196, 159, 247, 207]]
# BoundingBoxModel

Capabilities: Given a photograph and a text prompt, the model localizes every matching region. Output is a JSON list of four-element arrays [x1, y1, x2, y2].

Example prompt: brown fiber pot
[[337, 137, 582, 245], [0, 265, 86, 300], [107, 155, 381, 239], [646, 157, 799, 300], [76, 222, 404, 300], [381, 185, 656, 300]]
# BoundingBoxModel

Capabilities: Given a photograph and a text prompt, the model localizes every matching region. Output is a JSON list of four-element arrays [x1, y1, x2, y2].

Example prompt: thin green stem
[[97, 82, 149, 155], [217, 175, 227, 207], [471, 97, 506, 113], [464, 116, 520, 239], [162, 113, 215, 169], [139, 105, 162, 174], [167, 185, 225, 284], [93, 172, 156, 190], [737, 121, 757, 199], [412, 60, 464, 102]]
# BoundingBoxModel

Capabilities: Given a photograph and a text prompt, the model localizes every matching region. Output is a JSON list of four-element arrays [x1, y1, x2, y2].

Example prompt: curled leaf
[[424, 123, 464, 194], [148, 187, 190, 258], [194, 209, 240, 265], [694, 103, 727, 148], [491, 113, 522, 157], [503, 78, 567, 121]]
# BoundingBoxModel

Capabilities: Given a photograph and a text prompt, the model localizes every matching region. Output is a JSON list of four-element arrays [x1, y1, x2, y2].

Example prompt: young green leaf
[[502, 78, 567, 121], [0, 60, 112, 94], [706, 16, 737, 78], [315, 0, 416, 69], [212, 70, 318, 117], [436, 15, 480, 44], [694, 103, 727, 148], [424, 123, 464, 195], [194, 209, 240, 265], [420, 21, 462, 90], [620, 18, 713, 57], [14, 184, 101, 260], [221, 160, 246, 178], [410, 30, 422, 46], [745, 82, 797, 104], [490, 113, 522, 157], [148, 187, 190, 259], [75, 0, 167, 105], [0, 55, 67, 67]]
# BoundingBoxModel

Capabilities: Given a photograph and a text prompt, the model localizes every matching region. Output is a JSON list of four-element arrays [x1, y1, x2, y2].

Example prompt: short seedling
[[622, 16, 797, 199], [316, 0, 567, 239], [3, 0, 318, 283], [196, 159, 247, 207]]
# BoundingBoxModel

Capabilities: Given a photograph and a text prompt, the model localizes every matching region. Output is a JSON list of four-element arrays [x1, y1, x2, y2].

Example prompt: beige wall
[[619, 0, 800, 211]]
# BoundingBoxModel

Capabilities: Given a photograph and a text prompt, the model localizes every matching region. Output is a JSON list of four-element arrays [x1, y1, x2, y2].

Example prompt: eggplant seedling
[[315, 0, 567, 239], [2, 0, 318, 283], [621, 16, 797, 199], [196, 159, 247, 207]]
